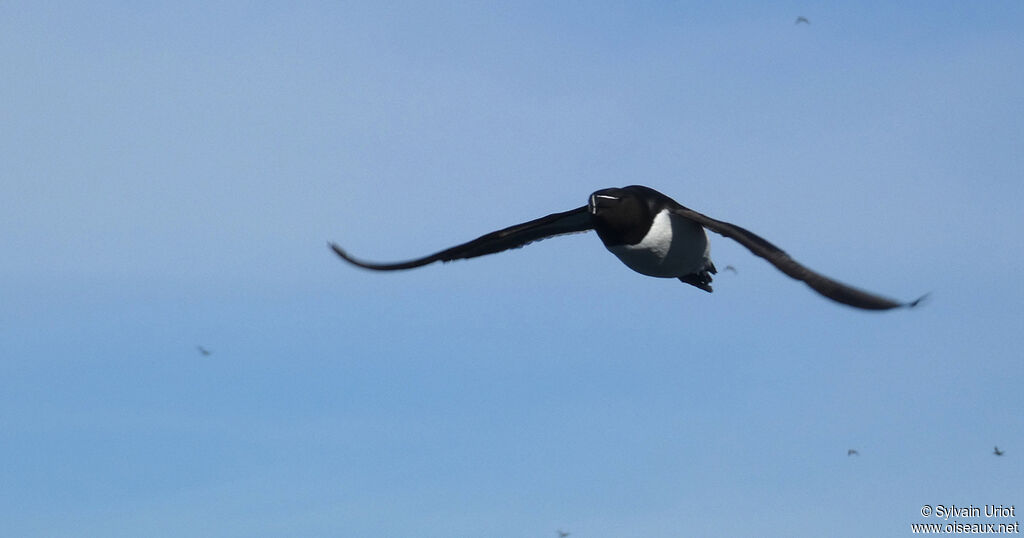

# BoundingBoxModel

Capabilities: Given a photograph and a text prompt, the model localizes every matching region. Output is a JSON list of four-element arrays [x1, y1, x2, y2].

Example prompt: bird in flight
[[197, 345, 212, 356], [331, 185, 925, 311], [847, 449, 859, 456], [994, 446, 1004, 456], [557, 531, 570, 538], [795, 16, 810, 24], [723, 265, 738, 274]]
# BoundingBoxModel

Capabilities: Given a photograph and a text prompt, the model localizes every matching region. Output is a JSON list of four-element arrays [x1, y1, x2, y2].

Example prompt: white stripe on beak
[[590, 193, 619, 214]]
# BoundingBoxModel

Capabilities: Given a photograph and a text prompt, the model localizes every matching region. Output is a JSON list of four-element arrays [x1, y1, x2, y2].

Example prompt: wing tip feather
[[906, 293, 930, 308]]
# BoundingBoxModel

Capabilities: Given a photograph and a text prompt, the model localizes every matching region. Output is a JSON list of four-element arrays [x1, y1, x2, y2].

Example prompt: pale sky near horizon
[[2, 2, 1022, 537]]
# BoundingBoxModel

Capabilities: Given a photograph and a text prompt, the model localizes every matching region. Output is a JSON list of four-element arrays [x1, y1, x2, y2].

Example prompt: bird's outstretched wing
[[669, 204, 925, 310], [330, 206, 593, 270]]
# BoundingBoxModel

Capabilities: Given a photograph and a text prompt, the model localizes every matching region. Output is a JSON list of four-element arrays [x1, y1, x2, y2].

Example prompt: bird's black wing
[[668, 204, 925, 310], [330, 206, 593, 270]]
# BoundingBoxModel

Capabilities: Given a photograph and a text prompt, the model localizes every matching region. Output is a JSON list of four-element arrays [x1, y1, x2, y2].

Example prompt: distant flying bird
[[331, 185, 925, 310], [994, 446, 1004, 456], [848, 449, 859, 456], [795, 16, 810, 25], [724, 265, 738, 274], [557, 531, 570, 538], [197, 345, 212, 356]]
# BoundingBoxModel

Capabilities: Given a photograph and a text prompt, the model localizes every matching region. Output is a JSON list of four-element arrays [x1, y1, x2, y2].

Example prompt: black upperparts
[[589, 185, 672, 246]]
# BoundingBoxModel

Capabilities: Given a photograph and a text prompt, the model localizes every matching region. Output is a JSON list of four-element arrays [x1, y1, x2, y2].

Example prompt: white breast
[[606, 209, 711, 278]]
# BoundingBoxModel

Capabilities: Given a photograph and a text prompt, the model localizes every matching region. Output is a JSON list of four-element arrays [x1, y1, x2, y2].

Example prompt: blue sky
[[2, 2, 1022, 536]]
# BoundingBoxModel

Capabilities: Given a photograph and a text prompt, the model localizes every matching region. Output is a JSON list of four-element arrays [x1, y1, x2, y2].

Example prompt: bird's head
[[588, 186, 656, 245]]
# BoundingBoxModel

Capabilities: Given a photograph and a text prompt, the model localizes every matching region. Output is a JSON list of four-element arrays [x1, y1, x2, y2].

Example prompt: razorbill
[[330, 185, 924, 311]]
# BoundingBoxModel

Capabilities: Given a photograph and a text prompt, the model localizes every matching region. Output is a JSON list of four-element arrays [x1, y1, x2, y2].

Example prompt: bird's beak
[[589, 193, 619, 214]]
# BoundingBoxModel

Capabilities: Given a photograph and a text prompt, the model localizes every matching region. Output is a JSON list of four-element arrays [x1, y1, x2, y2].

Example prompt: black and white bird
[[994, 446, 1005, 456], [331, 185, 924, 311]]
